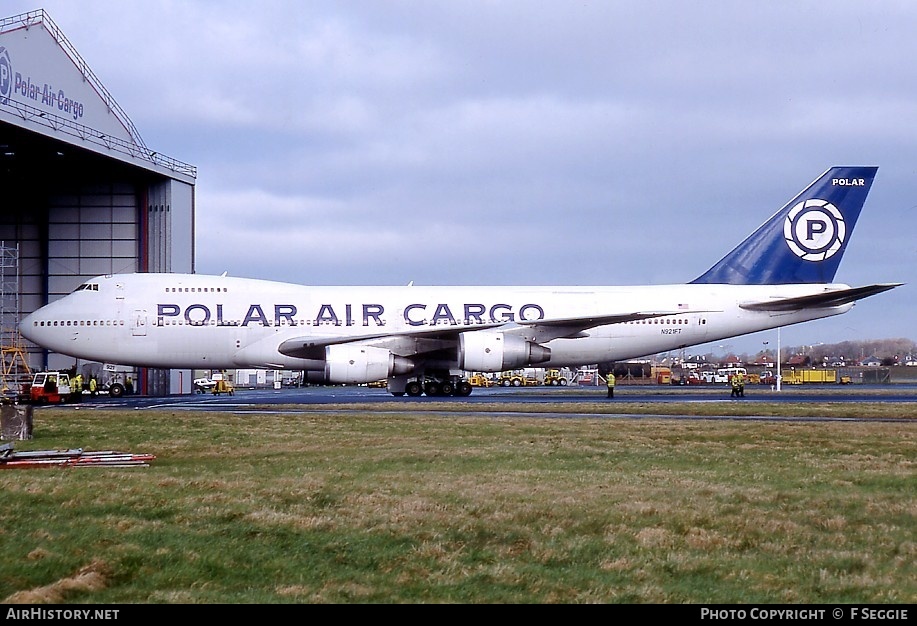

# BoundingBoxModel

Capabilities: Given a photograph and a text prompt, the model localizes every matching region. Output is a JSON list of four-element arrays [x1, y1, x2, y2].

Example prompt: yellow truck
[[782, 369, 848, 384], [467, 373, 495, 387], [497, 370, 539, 387], [543, 369, 569, 386], [497, 371, 524, 387], [211, 375, 234, 395]]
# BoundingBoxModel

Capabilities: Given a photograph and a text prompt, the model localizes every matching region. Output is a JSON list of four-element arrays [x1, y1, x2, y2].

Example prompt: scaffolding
[[1, 242, 31, 395]]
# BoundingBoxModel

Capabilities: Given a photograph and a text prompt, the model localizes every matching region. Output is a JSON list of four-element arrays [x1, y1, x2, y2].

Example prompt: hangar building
[[0, 9, 196, 396]]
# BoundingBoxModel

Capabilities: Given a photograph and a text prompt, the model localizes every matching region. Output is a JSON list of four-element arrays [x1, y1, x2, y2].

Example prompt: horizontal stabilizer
[[739, 283, 902, 312]]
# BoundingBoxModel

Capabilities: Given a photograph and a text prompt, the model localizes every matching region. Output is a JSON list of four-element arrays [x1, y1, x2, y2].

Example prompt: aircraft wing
[[277, 309, 700, 359], [739, 283, 903, 312], [277, 322, 508, 359], [277, 281, 897, 362]]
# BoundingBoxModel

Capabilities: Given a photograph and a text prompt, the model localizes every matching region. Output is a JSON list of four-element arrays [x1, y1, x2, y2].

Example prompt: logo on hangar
[[0, 47, 11, 105], [783, 198, 845, 262]]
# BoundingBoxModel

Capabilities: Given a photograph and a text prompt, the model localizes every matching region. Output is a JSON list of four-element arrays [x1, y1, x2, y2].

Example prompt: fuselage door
[[132, 309, 147, 336]]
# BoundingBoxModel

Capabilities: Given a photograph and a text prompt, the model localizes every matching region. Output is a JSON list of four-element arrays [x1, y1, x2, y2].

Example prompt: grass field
[[0, 399, 914, 604]]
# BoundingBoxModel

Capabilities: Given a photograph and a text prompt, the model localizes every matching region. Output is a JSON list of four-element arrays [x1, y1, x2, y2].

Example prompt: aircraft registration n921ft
[[20, 166, 902, 397]]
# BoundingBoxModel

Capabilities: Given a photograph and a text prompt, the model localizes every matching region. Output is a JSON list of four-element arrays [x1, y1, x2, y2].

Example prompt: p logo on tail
[[691, 166, 877, 285]]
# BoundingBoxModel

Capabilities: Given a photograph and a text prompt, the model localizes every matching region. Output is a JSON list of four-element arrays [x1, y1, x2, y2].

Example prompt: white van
[[715, 367, 747, 383]]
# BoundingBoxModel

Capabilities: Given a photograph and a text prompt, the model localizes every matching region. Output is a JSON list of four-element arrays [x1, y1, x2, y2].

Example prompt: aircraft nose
[[19, 312, 37, 342]]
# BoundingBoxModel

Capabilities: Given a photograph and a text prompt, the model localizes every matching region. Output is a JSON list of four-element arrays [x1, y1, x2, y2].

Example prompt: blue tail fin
[[691, 166, 878, 285]]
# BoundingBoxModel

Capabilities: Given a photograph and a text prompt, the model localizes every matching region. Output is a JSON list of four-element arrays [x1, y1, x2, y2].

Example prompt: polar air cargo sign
[[0, 46, 85, 120], [157, 301, 547, 327]]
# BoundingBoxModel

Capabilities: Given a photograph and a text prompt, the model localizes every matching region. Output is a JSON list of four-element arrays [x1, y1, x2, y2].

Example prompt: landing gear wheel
[[424, 382, 441, 396], [458, 381, 473, 396], [405, 381, 423, 397], [440, 381, 455, 396]]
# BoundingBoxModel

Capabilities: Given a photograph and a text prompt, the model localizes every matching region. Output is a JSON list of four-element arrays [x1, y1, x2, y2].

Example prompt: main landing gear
[[390, 374, 473, 397]]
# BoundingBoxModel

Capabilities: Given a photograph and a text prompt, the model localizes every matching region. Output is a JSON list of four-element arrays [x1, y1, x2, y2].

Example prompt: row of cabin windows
[[156, 317, 708, 327], [34, 320, 124, 327], [34, 316, 706, 329], [626, 318, 707, 325], [71, 284, 226, 295], [157, 318, 389, 327], [166, 287, 228, 293], [154, 318, 508, 327]]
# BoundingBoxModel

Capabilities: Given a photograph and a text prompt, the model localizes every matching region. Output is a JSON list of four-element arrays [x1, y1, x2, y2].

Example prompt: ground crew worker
[[89, 376, 98, 396], [125, 376, 134, 395], [730, 372, 745, 398], [606, 371, 616, 398], [71, 373, 83, 402]]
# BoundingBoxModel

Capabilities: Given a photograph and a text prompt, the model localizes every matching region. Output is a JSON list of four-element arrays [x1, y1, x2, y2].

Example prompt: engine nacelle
[[323, 344, 413, 384], [459, 331, 551, 371]]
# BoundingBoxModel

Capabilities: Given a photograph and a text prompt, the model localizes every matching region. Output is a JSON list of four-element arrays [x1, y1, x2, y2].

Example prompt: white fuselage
[[20, 273, 852, 372]]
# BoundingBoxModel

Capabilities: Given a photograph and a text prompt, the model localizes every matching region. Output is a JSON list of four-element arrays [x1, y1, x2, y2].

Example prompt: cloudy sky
[[7, 1, 916, 357]]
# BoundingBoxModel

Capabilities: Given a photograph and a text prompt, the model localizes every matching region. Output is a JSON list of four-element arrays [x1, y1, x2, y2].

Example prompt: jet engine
[[458, 331, 551, 372], [319, 344, 414, 384]]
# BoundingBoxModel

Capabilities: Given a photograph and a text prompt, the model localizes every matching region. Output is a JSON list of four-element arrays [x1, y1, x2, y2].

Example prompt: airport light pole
[[776, 328, 782, 392]]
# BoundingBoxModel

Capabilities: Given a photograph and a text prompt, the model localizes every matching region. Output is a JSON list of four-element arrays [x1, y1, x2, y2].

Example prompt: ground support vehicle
[[467, 373, 495, 387], [19, 372, 73, 404], [193, 378, 216, 393], [782, 369, 840, 384], [498, 371, 525, 387], [574, 368, 600, 386], [497, 370, 539, 387], [543, 369, 569, 386], [212, 379, 234, 395], [697, 371, 717, 384]]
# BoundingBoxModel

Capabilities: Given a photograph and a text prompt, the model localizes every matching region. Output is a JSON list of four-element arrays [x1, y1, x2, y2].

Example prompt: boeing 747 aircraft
[[20, 166, 901, 397]]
